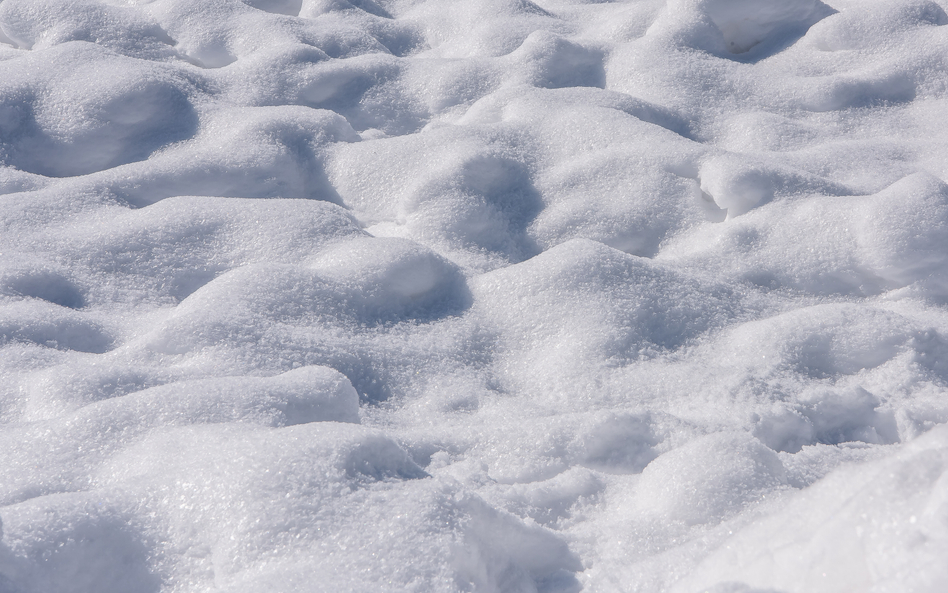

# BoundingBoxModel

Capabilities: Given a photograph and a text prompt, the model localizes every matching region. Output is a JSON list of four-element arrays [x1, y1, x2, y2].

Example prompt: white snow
[[2, 0, 948, 591]]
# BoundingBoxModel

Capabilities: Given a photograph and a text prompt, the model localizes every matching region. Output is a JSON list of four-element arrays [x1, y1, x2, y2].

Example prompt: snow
[[1, 0, 948, 591]]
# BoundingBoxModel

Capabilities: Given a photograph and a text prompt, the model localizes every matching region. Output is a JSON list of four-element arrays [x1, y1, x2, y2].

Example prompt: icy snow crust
[[2, 0, 948, 591]]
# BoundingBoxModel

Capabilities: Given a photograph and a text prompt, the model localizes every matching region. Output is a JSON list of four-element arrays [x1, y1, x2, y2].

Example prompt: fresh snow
[[2, 0, 948, 591]]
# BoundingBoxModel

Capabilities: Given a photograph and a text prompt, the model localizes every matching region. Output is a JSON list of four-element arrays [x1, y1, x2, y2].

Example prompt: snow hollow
[[2, 0, 948, 591]]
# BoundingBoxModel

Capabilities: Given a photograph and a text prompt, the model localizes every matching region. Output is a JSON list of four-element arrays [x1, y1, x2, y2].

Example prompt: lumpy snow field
[[2, 0, 948, 591]]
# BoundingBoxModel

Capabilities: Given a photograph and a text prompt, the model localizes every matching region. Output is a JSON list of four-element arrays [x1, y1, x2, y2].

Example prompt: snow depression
[[1, 0, 948, 591]]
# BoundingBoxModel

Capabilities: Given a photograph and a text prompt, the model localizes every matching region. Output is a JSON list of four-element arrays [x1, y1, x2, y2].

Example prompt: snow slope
[[2, 0, 948, 591]]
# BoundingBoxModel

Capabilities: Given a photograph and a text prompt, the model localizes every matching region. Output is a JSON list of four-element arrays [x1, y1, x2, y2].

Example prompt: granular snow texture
[[2, 0, 948, 591]]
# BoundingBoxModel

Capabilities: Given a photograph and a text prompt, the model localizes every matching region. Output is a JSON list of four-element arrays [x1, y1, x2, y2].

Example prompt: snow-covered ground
[[2, 0, 948, 591]]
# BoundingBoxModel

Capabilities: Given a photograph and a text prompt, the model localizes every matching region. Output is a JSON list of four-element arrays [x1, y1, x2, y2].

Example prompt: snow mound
[[633, 432, 788, 526], [673, 425, 948, 593], [648, 0, 834, 54], [0, 422, 581, 593]]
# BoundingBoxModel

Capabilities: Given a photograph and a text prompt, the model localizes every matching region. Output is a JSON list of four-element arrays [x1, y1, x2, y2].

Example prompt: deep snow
[[2, 0, 948, 591]]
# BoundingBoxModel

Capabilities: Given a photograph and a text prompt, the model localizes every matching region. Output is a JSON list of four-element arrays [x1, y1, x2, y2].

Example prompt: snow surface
[[2, 0, 948, 591]]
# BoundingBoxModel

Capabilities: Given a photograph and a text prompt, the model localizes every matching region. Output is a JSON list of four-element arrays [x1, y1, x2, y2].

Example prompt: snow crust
[[2, 0, 948, 591]]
